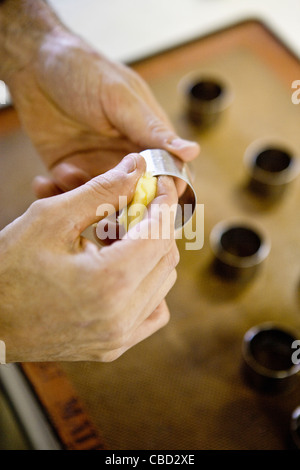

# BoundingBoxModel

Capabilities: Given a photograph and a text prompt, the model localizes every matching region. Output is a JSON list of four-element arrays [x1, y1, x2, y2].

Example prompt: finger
[[164, 136, 200, 162], [94, 174, 183, 246], [98, 175, 178, 284], [100, 300, 170, 362], [93, 217, 125, 246], [45, 139, 140, 194], [148, 175, 178, 209], [51, 162, 91, 191], [129, 299, 171, 346], [32, 176, 63, 198], [49, 146, 133, 185], [54, 153, 146, 235], [124, 254, 178, 330], [33, 164, 95, 198], [174, 178, 187, 197]]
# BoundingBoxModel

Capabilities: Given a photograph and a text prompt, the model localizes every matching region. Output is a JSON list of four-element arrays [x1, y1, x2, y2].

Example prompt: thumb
[[56, 153, 146, 235]]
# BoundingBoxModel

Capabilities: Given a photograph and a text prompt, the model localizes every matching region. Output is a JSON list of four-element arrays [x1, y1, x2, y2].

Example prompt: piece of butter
[[119, 172, 157, 231]]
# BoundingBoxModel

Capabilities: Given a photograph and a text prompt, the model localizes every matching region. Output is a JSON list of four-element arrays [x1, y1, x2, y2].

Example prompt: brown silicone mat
[[0, 19, 300, 449], [60, 20, 300, 450]]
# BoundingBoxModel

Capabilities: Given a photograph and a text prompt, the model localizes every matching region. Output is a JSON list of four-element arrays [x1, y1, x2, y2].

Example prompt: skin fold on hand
[[0, 1, 197, 363]]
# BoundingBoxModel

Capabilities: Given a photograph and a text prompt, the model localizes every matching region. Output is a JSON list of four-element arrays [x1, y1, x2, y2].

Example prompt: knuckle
[[27, 198, 60, 230], [84, 348, 120, 363], [28, 198, 50, 218], [87, 169, 135, 205], [87, 174, 116, 199], [159, 175, 177, 194], [101, 349, 124, 363], [85, 323, 128, 361]]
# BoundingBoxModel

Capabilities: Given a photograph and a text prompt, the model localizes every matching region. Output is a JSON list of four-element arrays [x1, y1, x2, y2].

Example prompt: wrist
[[0, 0, 66, 84]]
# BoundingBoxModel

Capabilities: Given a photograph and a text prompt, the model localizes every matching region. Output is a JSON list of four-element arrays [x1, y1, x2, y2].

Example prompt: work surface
[[1, 20, 300, 450]]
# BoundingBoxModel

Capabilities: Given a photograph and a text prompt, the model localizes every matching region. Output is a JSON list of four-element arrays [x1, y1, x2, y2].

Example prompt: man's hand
[[0, 1, 199, 198], [0, 154, 179, 362]]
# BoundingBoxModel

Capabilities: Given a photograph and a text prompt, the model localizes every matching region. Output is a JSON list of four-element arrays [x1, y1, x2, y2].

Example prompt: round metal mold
[[179, 73, 234, 128], [209, 219, 271, 281], [244, 139, 300, 199], [140, 149, 197, 231], [94, 149, 197, 245], [290, 406, 300, 449]]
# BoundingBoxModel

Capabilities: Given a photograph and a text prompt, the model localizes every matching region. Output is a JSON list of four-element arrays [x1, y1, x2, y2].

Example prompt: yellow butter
[[119, 172, 157, 231]]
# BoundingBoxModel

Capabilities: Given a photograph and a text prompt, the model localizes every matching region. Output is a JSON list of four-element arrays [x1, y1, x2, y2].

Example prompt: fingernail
[[169, 138, 199, 150], [122, 154, 137, 173]]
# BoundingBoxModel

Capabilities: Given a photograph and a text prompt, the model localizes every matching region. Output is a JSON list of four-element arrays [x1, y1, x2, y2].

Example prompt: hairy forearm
[[0, 0, 65, 83]]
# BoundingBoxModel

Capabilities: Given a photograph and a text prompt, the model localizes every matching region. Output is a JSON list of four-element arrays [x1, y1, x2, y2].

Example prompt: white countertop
[[2, 1, 299, 110], [49, 0, 300, 63]]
